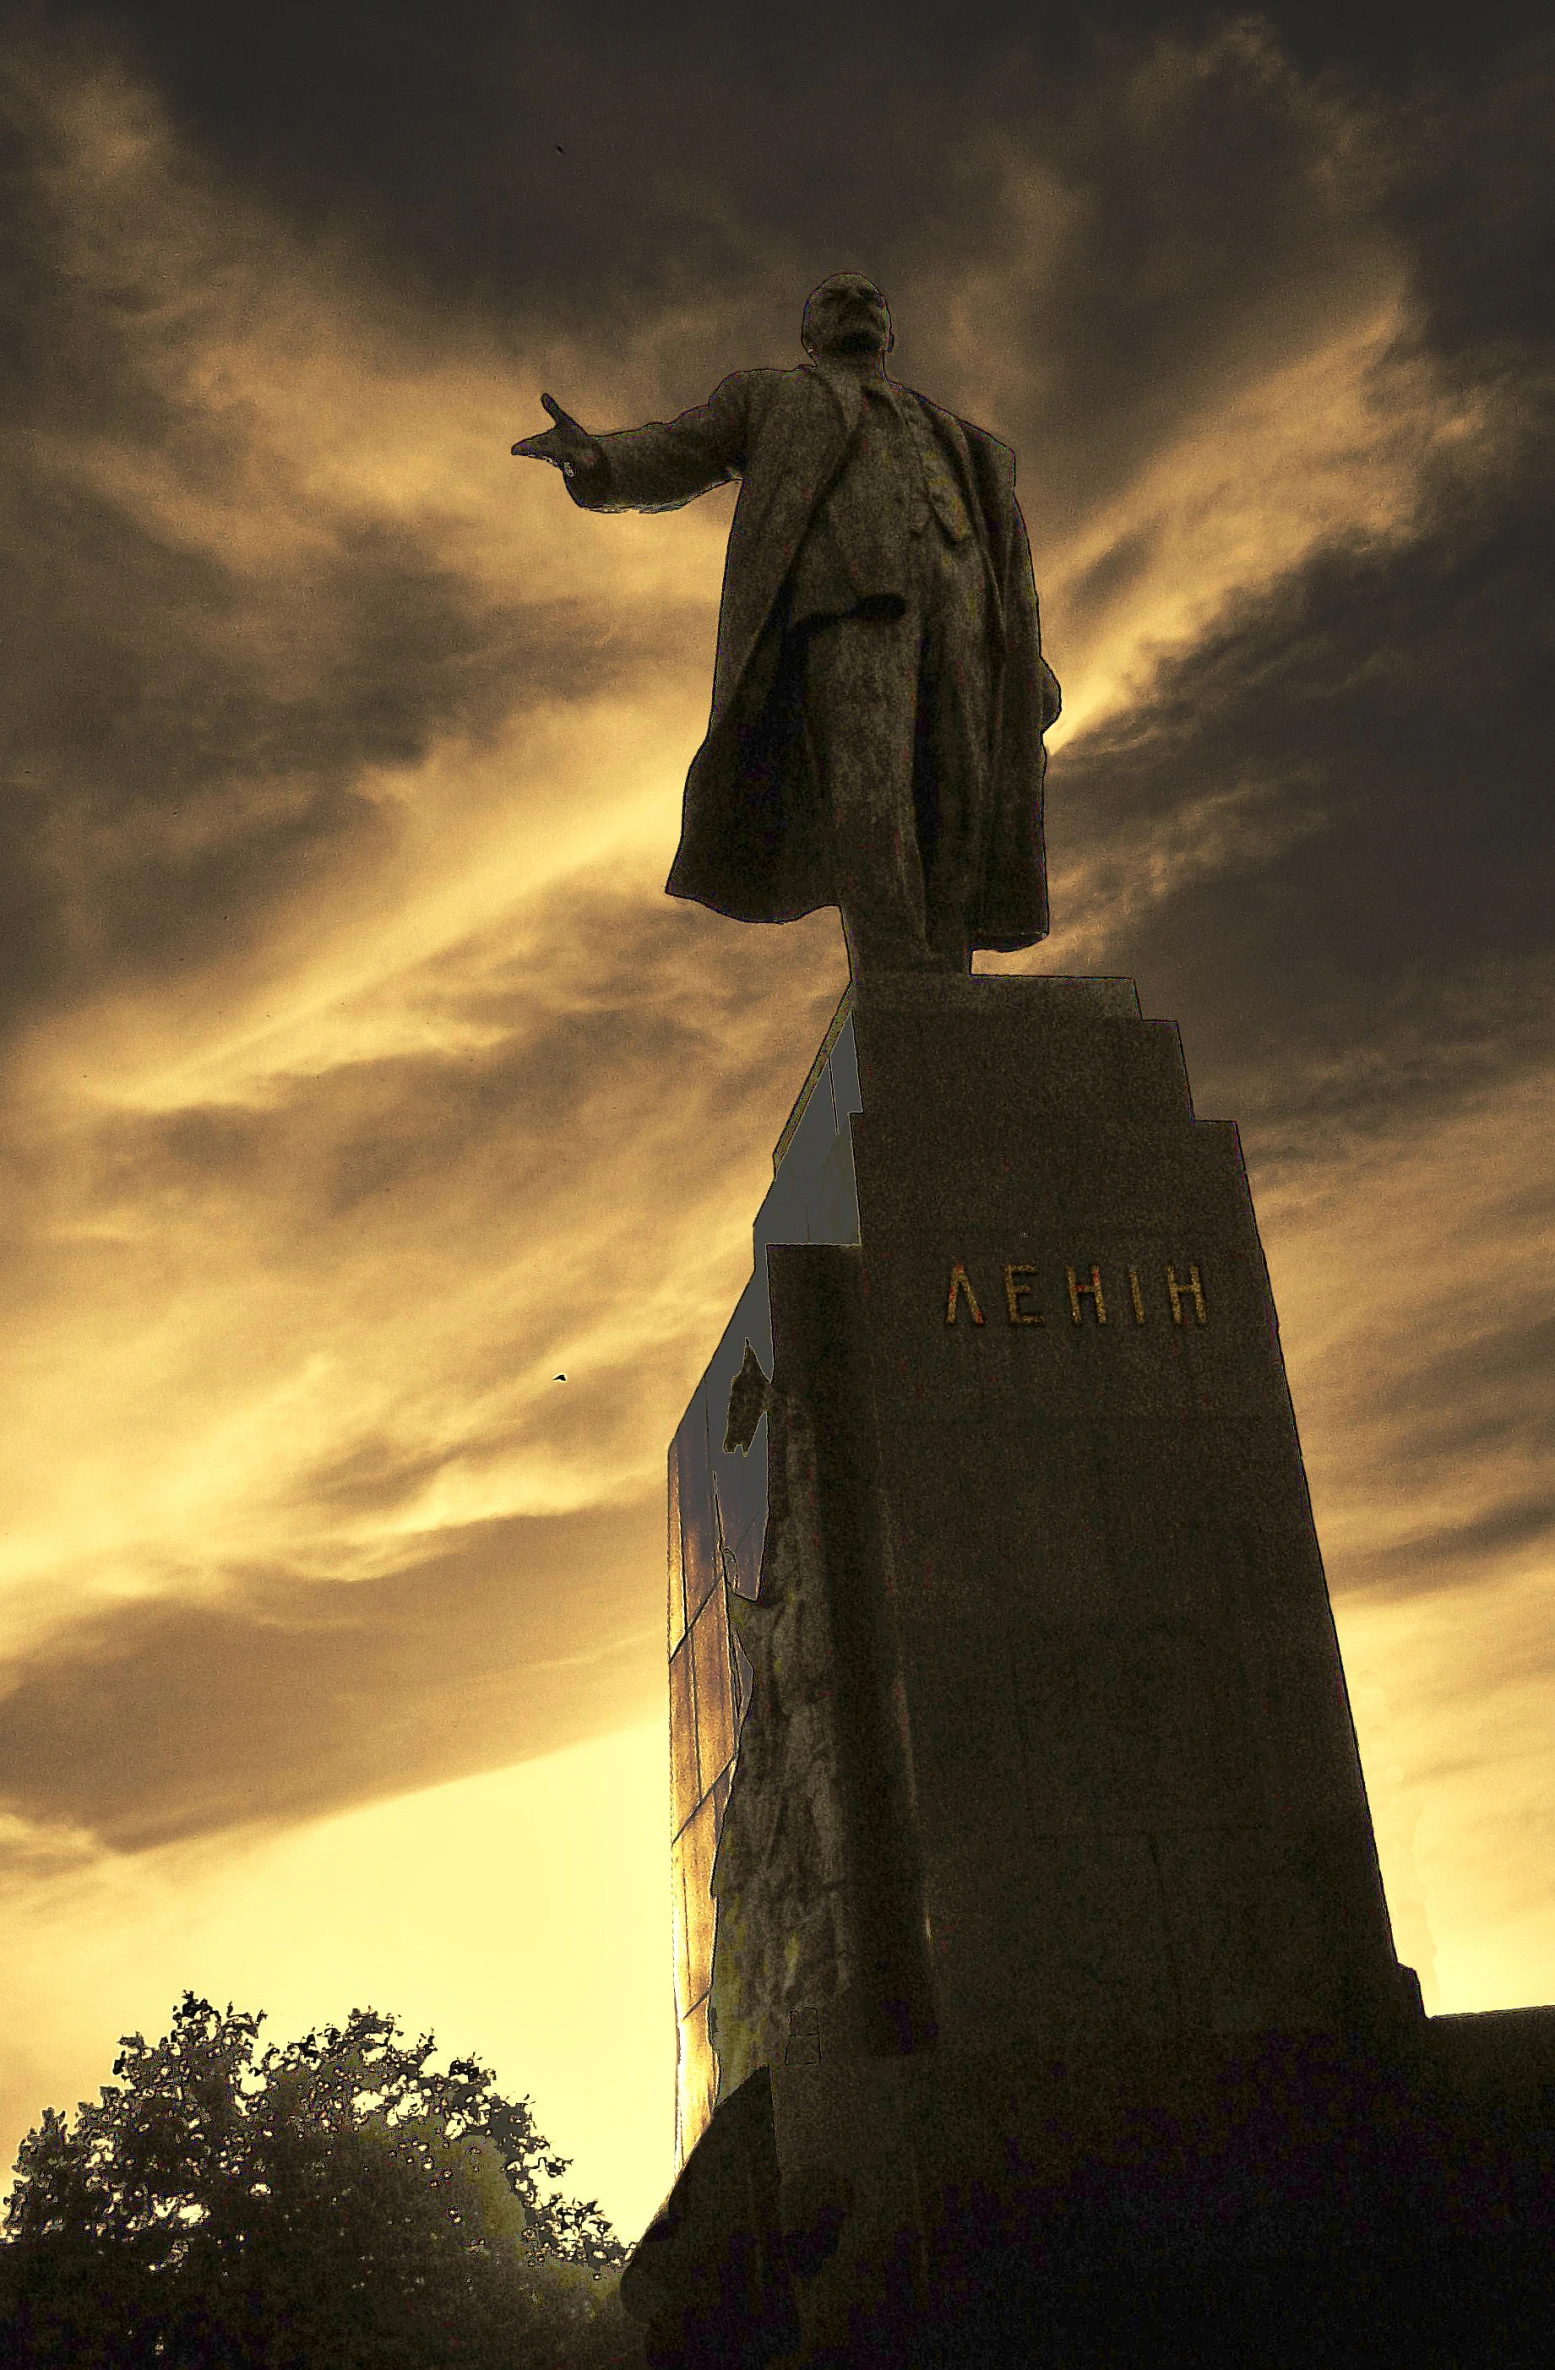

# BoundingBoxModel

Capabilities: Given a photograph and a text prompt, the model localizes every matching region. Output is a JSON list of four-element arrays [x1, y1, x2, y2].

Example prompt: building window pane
[[679, 1409, 719, 1625], [676, 1995, 717, 2169], [669, 1639, 699, 1839], [678, 1790, 719, 2010], [691, 1586, 736, 1795], [667, 1440, 686, 1652], [670, 1842, 691, 2021]]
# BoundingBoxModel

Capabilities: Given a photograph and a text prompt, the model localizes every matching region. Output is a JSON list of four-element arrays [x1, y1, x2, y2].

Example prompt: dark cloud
[[0, 457, 682, 1039], [14, 0, 1541, 522], [1344, 1498, 1555, 1602], [1046, 430, 1555, 1149], [0, 38, 720, 1045], [7, 11, 1403, 489], [0, 1500, 664, 1857], [984, 23, 1401, 526], [1363, 1307, 1555, 1489], [77, 873, 844, 1241], [65, 0, 1539, 302], [1063, 526, 1159, 629], [1319, 1296, 1555, 1604], [1361, 20, 1555, 376]]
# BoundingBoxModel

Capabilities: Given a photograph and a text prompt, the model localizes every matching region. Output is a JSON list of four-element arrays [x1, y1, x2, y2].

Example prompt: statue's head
[[801, 273, 894, 362]]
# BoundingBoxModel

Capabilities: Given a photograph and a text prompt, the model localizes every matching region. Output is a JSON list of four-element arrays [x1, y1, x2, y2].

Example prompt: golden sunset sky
[[0, 1, 1550, 2246]]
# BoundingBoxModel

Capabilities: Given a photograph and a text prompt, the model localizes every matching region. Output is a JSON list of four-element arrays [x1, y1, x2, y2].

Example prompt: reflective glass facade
[[668, 991, 862, 2168]]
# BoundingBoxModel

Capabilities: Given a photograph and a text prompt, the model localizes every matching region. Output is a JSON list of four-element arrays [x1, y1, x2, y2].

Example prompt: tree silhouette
[[0, 1993, 638, 2369]]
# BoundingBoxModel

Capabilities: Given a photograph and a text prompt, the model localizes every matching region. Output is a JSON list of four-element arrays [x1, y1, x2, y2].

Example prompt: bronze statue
[[513, 274, 1061, 976]]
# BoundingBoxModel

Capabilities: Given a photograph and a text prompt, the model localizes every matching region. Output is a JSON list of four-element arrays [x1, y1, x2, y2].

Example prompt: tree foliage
[[0, 1994, 639, 2369]]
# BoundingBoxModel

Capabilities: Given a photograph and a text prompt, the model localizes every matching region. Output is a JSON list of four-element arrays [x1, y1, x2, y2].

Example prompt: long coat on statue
[[568, 363, 1062, 952]]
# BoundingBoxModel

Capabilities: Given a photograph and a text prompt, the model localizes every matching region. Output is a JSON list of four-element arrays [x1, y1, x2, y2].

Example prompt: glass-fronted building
[[666, 991, 862, 2168]]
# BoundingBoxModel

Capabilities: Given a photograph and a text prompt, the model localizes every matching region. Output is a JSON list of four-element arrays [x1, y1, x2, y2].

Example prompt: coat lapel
[[709, 367, 858, 714]]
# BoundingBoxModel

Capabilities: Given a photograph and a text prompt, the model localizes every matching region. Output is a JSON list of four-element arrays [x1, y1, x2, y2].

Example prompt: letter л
[[945, 1261, 985, 1326]]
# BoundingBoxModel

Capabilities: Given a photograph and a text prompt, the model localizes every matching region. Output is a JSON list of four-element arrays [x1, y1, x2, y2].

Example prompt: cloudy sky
[[0, 0, 1550, 2242]]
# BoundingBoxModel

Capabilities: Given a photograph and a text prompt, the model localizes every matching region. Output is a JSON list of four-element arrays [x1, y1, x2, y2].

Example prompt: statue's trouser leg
[[913, 529, 993, 970], [800, 603, 942, 975]]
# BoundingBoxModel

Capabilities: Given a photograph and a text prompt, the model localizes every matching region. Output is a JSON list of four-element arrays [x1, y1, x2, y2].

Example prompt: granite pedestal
[[625, 976, 1555, 2369]]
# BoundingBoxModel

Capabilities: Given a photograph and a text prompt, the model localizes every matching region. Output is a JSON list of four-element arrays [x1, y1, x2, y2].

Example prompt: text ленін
[[943, 1262, 1208, 1327]]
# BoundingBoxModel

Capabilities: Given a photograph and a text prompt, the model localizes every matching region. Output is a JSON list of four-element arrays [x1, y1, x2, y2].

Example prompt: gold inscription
[[945, 1261, 985, 1326], [1166, 1262, 1208, 1325], [938, 1260, 1211, 1329], [1003, 1263, 1044, 1325], [1067, 1263, 1107, 1325]]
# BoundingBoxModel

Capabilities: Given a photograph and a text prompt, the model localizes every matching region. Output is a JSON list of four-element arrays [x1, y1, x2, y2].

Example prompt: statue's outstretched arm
[[510, 374, 754, 515]]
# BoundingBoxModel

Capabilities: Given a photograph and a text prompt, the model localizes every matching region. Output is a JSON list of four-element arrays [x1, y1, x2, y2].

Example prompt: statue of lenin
[[512, 273, 1061, 976]]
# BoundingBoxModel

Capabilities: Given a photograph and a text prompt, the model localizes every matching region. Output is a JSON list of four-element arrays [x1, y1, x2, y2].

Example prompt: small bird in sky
[[554, 1373, 567, 1381]]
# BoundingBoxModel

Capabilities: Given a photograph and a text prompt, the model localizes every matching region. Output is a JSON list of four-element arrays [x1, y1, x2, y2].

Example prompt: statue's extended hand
[[511, 393, 603, 474]]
